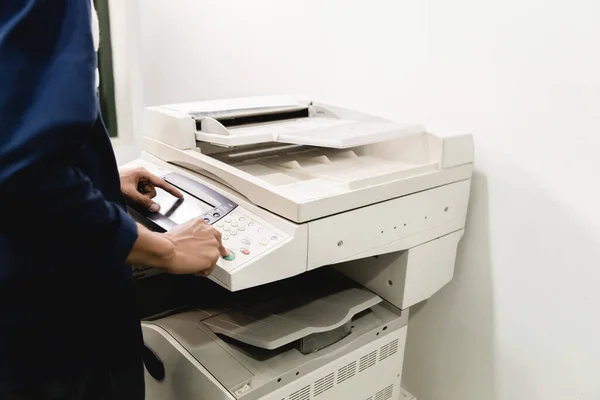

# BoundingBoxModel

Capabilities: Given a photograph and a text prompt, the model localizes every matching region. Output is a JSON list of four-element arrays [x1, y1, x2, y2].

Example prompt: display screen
[[154, 187, 214, 225]]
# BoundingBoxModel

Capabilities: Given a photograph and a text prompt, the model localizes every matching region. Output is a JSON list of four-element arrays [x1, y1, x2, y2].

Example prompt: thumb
[[133, 192, 159, 212]]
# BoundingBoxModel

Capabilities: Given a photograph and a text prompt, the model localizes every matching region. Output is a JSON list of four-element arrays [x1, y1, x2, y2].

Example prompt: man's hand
[[120, 167, 182, 212], [162, 218, 229, 276], [121, 168, 229, 278], [126, 219, 229, 277]]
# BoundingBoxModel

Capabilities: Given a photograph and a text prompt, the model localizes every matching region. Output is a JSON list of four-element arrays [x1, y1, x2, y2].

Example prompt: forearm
[[126, 224, 175, 269]]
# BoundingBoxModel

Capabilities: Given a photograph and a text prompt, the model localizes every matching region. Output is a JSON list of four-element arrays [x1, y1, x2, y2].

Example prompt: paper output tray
[[202, 287, 381, 350], [181, 95, 424, 148], [196, 118, 424, 149]]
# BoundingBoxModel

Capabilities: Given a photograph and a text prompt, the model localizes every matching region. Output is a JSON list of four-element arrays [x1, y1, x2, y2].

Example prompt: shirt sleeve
[[0, 0, 138, 270]]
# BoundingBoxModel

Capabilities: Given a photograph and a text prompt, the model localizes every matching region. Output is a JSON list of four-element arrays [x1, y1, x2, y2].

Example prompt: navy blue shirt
[[0, 0, 141, 393]]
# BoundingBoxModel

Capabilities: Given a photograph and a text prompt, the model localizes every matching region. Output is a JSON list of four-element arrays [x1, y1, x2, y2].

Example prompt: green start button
[[222, 251, 235, 261]]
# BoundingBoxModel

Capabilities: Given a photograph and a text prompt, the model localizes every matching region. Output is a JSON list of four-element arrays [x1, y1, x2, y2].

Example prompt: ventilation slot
[[337, 361, 357, 384], [374, 385, 394, 400], [313, 373, 334, 397], [359, 350, 377, 373], [379, 344, 390, 361], [379, 339, 399, 361], [289, 385, 311, 400]]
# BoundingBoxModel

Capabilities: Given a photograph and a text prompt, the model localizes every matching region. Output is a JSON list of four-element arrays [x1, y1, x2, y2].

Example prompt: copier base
[[144, 322, 407, 400], [138, 269, 409, 400]]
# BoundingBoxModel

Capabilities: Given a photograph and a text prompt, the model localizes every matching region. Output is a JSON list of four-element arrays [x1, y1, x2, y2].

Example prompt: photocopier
[[123, 96, 474, 400]]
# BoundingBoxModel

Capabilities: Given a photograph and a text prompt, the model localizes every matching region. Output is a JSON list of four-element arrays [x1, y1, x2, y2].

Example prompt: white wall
[[133, 1, 600, 399], [107, 0, 145, 164]]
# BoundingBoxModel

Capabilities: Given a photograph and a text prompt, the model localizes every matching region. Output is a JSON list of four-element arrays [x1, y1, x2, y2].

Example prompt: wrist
[[128, 224, 176, 269], [151, 232, 176, 270]]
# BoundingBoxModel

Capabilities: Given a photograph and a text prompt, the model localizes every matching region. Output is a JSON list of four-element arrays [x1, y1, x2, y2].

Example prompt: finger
[[146, 174, 183, 198], [205, 264, 216, 276], [191, 217, 208, 233], [212, 227, 222, 242], [217, 240, 229, 257], [210, 229, 228, 257], [139, 184, 157, 199], [195, 260, 217, 277], [133, 191, 160, 212], [204, 262, 218, 277]]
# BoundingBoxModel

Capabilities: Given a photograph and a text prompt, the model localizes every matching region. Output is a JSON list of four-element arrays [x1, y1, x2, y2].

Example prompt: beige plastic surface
[[203, 287, 381, 350], [142, 96, 475, 223], [199, 117, 424, 149]]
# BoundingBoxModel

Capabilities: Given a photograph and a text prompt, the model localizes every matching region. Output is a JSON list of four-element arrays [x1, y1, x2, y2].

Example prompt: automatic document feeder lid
[[145, 96, 474, 223], [202, 286, 381, 351], [159, 95, 425, 148]]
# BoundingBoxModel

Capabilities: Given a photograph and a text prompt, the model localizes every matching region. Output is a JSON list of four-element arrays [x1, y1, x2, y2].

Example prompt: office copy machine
[[125, 96, 474, 400]]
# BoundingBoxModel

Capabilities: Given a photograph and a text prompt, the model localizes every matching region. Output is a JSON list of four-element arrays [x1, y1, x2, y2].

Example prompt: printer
[[124, 96, 474, 400]]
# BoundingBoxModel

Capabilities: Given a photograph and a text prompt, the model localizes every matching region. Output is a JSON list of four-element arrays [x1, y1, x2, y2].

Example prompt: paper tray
[[196, 117, 424, 149], [202, 287, 381, 350]]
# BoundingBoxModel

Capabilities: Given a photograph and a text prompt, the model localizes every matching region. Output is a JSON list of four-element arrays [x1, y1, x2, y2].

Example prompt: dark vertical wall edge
[[94, 0, 119, 138]]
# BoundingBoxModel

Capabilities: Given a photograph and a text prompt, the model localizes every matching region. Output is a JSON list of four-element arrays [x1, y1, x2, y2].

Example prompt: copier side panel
[[307, 179, 471, 268]]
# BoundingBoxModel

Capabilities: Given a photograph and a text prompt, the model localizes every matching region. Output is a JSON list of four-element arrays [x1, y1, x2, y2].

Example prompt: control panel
[[211, 206, 287, 286], [122, 159, 289, 288]]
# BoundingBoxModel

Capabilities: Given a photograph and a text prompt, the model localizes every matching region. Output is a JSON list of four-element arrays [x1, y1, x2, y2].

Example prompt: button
[[222, 235, 230, 240], [257, 228, 264, 233], [248, 222, 255, 227], [230, 231, 237, 236], [203, 218, 210, 223], [217, 222, 224, 227], [231, 222, 239, 227], [225, 218, 232, 223], [238, 226, 245, 231], [240, 248, 250, 255], [223, 227, 230, 231], [259, 239, 267, 246], [239, 217, 246, 221], [241, 239, 251, 246], [271, 236, 278, 241], [213, 212, 221, 218], [222, 251, 235, 261]]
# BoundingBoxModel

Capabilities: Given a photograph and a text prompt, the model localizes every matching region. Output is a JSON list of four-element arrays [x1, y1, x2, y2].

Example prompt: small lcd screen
[[153, 187, 213, 225]]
